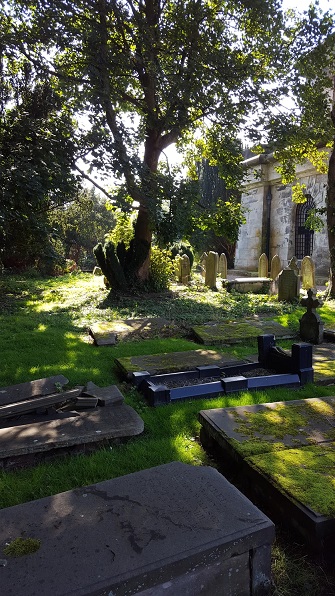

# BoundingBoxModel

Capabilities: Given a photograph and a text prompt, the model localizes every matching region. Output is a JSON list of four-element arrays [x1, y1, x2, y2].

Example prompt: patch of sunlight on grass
[[36, 324, 47, 332], [171, 434, 206, 465]]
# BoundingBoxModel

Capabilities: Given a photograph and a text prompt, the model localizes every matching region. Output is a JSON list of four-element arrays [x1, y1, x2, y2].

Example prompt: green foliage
[[170, 243, 194, 269], [195, 198, 246, 244], [148, 246, 174, 292], [105, 210, 135, 250], [49, 188, 116, 268]]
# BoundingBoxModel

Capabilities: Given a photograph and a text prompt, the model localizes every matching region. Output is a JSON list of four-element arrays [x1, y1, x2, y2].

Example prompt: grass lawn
[[1, 272, 335, 595]]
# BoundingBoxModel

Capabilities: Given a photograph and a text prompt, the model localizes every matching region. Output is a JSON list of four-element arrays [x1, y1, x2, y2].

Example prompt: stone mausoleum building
[[234, 151, 330, 278]]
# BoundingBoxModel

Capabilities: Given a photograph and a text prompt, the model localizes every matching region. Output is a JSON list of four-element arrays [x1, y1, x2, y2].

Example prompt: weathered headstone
[[174, 254, 182, 281], [301, 256, 315, 290], [288, 256, 299, 275], [218, 253, 228, 279], [277, 268, 300, 302], [300, 289, 324, 344], [270, 254, 281, 280], [199, 252, 207, 278], [258, 253, 268, 278], [205, 251, 219, 288], [181, 253, 191, 284]]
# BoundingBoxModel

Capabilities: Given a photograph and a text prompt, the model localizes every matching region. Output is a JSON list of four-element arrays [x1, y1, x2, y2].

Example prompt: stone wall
[[235, 152, 329, 276]]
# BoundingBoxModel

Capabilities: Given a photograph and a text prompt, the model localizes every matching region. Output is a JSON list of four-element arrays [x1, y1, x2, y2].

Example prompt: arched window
[[295, 196, 315, 259]]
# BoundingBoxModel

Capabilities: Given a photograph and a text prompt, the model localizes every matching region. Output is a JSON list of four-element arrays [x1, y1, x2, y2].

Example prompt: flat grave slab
[[224, 277, 271, 294], [115, 349, 249, 378], [199, 396, 335, 551], [192, 320, 295, 345], [199, 397, 335, 457], [0, 375, 69, 406], [0, 404, 144, 470], [89, 318, 172, 345], [0, 462, 275, 596], [311, 344, 335, 384]]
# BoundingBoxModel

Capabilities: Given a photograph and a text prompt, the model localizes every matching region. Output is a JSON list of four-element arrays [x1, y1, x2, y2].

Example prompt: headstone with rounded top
[[278, 268, 300, 302], [218, 253, 228, 279], [301, 256, 315, 290], [199, 252, 207, 278], [174, 255, 182, 282], [258, 253, 268, 278], [288, 256, 299, 276], [181, 254, 191, 284], [205, 251, 219, 289], [270, 254, 282, 280]]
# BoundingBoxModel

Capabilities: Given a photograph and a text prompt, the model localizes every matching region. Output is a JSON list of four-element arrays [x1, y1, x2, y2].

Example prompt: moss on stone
[[3, 537, 41, 557], [249, 444, 335, 517], [192, 320, 294, 345], [228, 399, 335, 456]]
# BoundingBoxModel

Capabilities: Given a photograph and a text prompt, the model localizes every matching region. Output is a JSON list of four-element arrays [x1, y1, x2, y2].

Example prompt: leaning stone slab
[[0, 462, 274, 596], [0, 404, 144, 470], [0, 375, 69, 407], [115, 349, 246, 378], [83, 381, 124, 405]]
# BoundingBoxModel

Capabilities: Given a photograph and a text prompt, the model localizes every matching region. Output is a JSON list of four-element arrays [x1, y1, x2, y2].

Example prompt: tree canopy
[[1, 1, 334, 287]]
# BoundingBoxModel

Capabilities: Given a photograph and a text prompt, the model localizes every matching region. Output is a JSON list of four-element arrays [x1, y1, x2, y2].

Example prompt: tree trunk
[[326, 107, 335, 297]]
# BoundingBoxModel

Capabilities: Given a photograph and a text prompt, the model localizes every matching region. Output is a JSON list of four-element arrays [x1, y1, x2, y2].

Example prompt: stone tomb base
[[0, 462, 275, 596], [199, 397, 335, 553]]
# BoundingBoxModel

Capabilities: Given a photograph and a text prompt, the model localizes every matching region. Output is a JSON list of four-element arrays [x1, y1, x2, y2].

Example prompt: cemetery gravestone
[[205, 251, 219, 289], [174, 255, 182, 282], [301, 256, 315, 290], [199, 252, 207, 278], [278, 268, 300, 302], [300, 289, 324, 344], [288, 256, 299, 275], [218, 253, 228, 279], [258, 253, 268, 278], [270, 254, 281, 280], [181, 254, 191, 284]]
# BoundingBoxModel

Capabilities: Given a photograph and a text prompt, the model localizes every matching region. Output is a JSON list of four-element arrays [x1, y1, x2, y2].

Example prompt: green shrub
[[170, 242, 194, 268], [148, 246, 174, 292]]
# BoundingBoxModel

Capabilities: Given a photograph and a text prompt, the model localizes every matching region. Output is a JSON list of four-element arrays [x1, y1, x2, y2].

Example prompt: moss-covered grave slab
[[199, 396, 335, 551], [199, 397, 335, 457], [115, 349, 248, 378], [311, 344, 335, 384], [89, 318, 172, 345], [249, 443, 335, 518], [192, 319, 295, 345]]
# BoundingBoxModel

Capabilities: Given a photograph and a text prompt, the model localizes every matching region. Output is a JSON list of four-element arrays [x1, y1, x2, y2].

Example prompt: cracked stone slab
[[0, 404, 144, 462], [83, 382, 124, 405], [0, 462, 274, 596]]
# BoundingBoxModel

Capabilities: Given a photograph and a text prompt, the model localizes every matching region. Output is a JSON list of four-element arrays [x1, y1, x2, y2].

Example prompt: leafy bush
[[148, 246, 174, 292], [170, 242, 194, 268]]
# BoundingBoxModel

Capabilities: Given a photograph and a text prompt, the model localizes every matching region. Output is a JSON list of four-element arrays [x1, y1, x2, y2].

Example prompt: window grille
[[295, 196, 315, 259]]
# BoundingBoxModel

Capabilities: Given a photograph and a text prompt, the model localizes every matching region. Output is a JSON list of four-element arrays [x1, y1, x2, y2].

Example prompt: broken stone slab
[[0, 375, 69, 407], [0, 462, 275, 596], [83, 381, 124, 405], [0, 388, 83, 420], [0, 404, 144, 465]]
